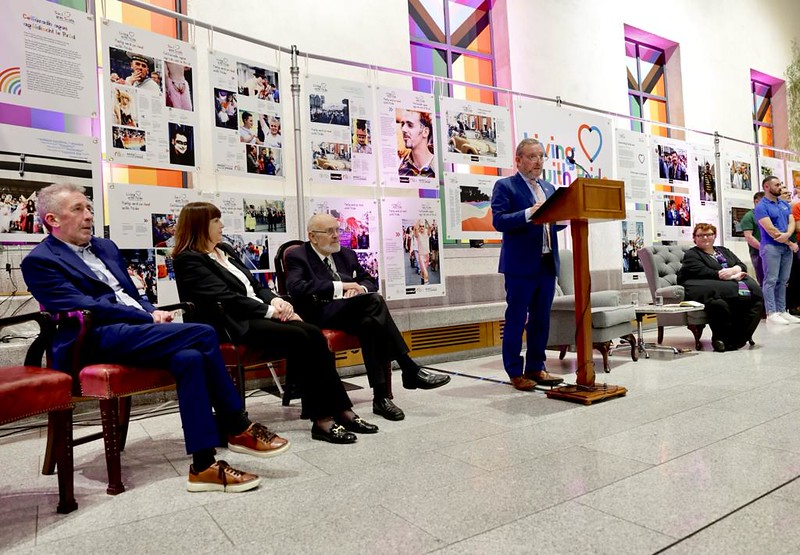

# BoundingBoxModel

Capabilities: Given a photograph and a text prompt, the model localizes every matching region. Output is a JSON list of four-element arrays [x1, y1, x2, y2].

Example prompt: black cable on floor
[[651, 473, 800, 554]]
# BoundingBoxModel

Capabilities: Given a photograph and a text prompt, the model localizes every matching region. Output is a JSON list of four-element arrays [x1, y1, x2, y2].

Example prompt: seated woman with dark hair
[[172, 202, 378, 444], [677, 222, 763, 352]]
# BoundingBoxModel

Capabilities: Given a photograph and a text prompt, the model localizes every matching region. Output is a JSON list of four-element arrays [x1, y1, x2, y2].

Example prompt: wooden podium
[[533, 177, 628, 404]]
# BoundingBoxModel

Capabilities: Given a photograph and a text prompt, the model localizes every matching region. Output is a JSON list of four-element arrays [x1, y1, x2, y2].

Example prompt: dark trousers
[[749, 249, 764, 287], [90, 322, 242, 455], [787, 251, 800, 310], [241, 319, 352, 420], [320, 294, 410, 388], [502, 256, 557, 378], [704, 296, 763, 349]]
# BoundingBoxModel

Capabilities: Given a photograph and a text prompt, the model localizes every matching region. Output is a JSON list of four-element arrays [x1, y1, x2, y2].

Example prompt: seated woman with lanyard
[[677, 223, 763, 352], [172, 202, 378, 444]]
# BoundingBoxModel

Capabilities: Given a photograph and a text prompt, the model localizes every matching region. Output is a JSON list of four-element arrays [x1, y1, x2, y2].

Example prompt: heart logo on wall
[[577, 124, 603, 163], [638, 154, 646, 164]]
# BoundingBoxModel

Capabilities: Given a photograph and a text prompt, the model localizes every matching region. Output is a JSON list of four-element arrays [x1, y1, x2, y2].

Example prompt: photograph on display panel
[[222, 233, 273, 275], [730, 206, 750, 238], [726, 159, 753, 191], [791, 167, 800, 191], [120, 249, 157, 304], [164, 61, 193, 111], [446, 112, 497, 157], [214, 88, 238, 129], [352, 119, 373, 155], [402, 218, 441, 286], [662, 195, 691, 227], [237, 62, 280, 103], [621, 220, 645, 275], [111, 86, 139, 127], [242, 199, 285, 233], [108, 47, 163, 94], [396, 108, 436, 179], [168, 123, 195, 167], [654, 144, 689, 182], [151, 213, 178, 248], [112, 126, 146, 151], [0, 127, 100, 243], [311, 141, 351, 172], [695, 154, 717, 202]]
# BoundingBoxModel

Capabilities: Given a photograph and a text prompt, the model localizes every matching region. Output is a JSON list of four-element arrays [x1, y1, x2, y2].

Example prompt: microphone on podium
[[566, 154, 593, 179]]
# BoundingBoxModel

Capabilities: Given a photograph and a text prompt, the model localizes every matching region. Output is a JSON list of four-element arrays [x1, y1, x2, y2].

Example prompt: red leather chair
[[41, 305, 188, 495], [0, 312, 76, 513], [274, 240, 393, 401]]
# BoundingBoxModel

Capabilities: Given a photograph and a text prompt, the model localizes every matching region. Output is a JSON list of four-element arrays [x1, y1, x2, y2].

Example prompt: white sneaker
[[781, 312, 800, 324], [767, 313, 791, 325]]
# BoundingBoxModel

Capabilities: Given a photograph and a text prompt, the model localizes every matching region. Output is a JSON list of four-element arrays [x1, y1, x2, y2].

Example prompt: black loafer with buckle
[[311, 423, 357, 444]]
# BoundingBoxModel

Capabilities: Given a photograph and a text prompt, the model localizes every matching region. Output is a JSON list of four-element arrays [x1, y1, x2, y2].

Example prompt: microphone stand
[[566, 156, 592, 179]]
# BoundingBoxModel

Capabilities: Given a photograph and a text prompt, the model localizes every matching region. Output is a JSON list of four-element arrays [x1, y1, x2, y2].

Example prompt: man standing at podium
[[491, 138, 565, 391]]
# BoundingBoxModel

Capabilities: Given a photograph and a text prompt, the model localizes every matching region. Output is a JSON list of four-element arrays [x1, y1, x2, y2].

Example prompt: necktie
[[532, 179, 551, 252], [323, 257, 339, 280]]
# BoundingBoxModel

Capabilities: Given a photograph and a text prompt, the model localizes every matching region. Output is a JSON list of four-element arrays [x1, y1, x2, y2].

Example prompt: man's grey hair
[[307, 213, 333, 233], [516, 138, 542, 158], [37, 183, 86, 232]]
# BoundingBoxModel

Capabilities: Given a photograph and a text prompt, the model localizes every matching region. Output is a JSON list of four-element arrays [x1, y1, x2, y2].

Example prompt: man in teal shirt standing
[[740, 191, 764, 286]]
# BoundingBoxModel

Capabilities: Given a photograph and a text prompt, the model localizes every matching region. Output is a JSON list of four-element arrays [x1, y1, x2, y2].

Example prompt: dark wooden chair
[[0, 312, 76, 513], [274, 240, 393, 401], [182, 301, 288, 403], [41, 304, 190, 495]]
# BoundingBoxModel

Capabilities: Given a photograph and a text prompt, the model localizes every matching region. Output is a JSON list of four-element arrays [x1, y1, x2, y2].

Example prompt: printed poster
[[439, 97, 512, 168], [0, 124, 102, 243], [306, 197, 380, 284], [377, 87, 438, 189], [380, 197, 445, 300], [788, 160, 800, 195], [306, 75, 376, 186], [443, 172, 500, 240], [208, 50, 283, 178], [204, 192, 297, 273], [621, 212, 651, 285], [107, 183, 201, 307], [103, 20, 199, 170], [615, 128, 650, 204], [758, 155, 786, 193], [720, 145, 756, 198], [514, 100, 614, 186], [0, 0, 97, 116]]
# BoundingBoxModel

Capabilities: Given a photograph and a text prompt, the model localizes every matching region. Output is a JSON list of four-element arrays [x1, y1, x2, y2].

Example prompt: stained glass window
[[408, 0, 495, 98], [626, 39, 670, 137], [752, 79, 774, 151]]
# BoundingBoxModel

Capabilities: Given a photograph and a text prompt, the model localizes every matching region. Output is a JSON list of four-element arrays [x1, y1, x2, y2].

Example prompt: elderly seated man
[[285, 213, 451, 422]]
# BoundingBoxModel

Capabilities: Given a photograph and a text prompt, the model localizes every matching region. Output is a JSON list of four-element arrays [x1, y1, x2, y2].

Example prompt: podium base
[[545, 383, 628, 405]]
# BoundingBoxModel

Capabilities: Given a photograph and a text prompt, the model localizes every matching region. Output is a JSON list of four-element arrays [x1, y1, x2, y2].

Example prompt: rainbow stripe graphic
[[0, 67, 22, 96]]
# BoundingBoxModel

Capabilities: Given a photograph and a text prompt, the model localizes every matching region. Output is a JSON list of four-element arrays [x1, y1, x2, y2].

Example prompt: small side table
[[634, 304, 705, 358]]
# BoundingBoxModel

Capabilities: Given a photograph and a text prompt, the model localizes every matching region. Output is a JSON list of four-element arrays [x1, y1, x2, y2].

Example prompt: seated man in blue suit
[[491, 138, 566, 391], [21, 183, 289, 494]]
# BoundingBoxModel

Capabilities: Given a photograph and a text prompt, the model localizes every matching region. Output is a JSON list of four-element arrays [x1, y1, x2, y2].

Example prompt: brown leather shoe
[[510, 376, 536, 391], [187, 460, 261, 493], [524, 371, 564, 386], [228, 423, 290, 458]]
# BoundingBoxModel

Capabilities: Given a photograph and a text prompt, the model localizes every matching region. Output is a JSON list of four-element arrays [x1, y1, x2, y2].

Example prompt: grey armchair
[[637, 245, 709, 349], [546, 249, 637, 372]]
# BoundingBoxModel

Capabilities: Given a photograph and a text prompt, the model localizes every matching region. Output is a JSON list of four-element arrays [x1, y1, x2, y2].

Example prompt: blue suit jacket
[[21, 235, 155, 370], [491, 172, 563, 277]]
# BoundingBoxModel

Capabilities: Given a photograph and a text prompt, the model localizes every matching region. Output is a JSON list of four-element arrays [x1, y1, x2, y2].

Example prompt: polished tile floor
[[3, 323, 800, 554]]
